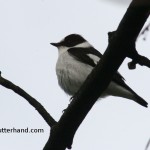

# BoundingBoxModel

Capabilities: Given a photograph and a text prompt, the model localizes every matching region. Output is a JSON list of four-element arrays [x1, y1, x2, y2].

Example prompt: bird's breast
[[56, 52, 93, 95]]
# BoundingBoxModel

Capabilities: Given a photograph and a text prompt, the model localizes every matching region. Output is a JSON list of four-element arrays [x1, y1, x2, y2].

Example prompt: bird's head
[[50, 34, 91, 54]]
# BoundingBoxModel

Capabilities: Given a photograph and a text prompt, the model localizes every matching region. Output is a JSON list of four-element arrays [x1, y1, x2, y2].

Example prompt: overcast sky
[[0, 0, 150, 150]]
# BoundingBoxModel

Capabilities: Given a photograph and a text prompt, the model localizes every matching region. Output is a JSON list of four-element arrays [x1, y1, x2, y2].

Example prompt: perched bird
[[51, 34, 148, 107]]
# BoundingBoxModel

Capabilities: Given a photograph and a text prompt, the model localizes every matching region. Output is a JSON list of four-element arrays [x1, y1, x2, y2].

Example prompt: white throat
[[58, 41, 91, 55]]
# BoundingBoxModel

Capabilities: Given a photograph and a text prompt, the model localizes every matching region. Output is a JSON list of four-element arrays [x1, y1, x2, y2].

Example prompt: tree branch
[[109, 31, 150, 70], [0, 72, 57, 127]]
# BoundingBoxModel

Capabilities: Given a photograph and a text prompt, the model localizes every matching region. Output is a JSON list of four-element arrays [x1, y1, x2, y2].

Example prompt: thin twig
[[0, 72, 57, 127], [145, 138, 150, 150], [128, 54, 150, 69]]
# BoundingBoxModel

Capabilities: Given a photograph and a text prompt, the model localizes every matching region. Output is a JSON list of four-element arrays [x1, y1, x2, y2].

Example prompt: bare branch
[[109, 31, 150, 70], [0, 72, 57, 127], [128, 54, 150, 69]]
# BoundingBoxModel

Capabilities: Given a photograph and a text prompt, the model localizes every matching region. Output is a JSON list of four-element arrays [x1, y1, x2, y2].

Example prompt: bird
[[51, 34, 148, 107]]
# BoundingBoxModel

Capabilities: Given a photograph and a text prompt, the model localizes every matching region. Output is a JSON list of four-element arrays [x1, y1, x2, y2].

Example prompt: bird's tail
[[108, 81, 148, 108], [133, 94, 148, 108]]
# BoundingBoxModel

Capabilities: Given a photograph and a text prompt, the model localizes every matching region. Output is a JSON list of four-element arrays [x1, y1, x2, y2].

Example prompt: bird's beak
[[50, 42, 61, 47]]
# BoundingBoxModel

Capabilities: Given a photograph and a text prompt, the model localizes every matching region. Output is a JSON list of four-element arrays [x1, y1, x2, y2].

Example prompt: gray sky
[[0, 0, 150, 150]]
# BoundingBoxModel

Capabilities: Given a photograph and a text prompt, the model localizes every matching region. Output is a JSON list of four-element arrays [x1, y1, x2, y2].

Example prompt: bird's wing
[[68, 47, 127, 87], [68, 47, 102, 67], [68, 47, 135, 87]]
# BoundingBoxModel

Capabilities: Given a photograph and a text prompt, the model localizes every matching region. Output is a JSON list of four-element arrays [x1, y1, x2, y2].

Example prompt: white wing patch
[[87, 54, 100, 65]]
